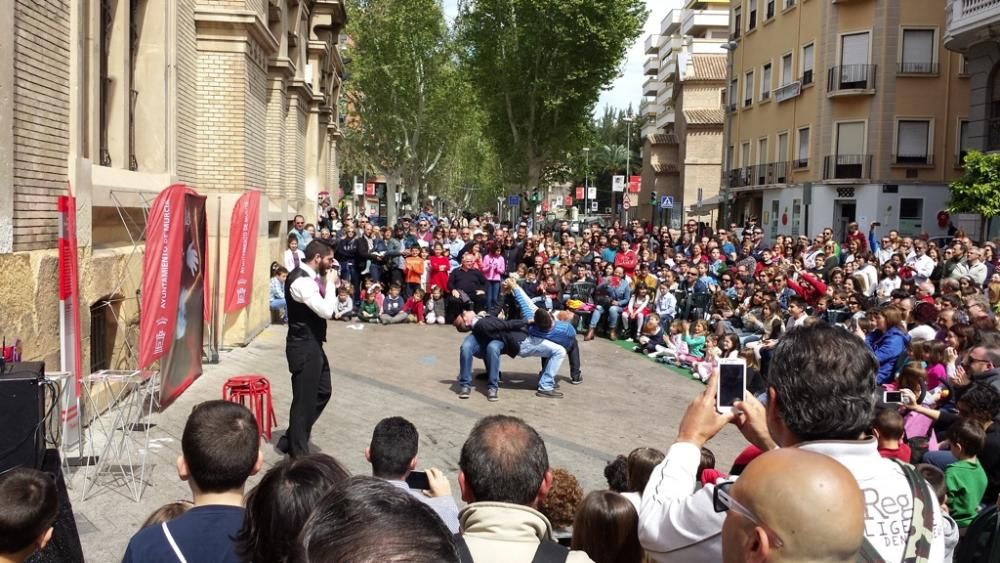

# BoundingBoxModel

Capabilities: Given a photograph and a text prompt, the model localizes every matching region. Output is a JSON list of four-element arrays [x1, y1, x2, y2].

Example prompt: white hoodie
[[638, 439, 945, 562]]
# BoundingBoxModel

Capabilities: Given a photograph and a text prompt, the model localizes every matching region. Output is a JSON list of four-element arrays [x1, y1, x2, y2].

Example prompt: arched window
[[988, 63, 1000, 149]]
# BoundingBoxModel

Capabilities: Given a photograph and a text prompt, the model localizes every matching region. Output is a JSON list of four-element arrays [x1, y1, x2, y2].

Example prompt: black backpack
[[955, 505, 1000, 563], [455, 535, 568, 563]]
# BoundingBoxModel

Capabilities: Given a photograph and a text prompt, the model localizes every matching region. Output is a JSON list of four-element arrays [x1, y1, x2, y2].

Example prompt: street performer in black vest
[[278, 239, 337, 457]]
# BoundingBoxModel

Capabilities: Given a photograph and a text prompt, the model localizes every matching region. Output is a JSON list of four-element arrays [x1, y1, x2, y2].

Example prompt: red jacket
[[786, 272, 828, 306]]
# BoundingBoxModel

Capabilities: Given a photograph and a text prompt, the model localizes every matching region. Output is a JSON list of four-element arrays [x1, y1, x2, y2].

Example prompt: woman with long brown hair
[[571, 491, 644, 563]]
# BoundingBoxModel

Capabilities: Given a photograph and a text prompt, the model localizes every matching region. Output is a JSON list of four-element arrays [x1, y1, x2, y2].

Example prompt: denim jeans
[[518, 337, 565, 391], [270, 298, 287, 321], [486, 280, 501, 311], [590, 304, 623, 330], [457, 334, 503, 390]]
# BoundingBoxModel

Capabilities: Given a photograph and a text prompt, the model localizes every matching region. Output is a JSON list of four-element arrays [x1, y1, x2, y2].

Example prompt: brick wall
[[265, 78, 288, 200], [285, 93, 307, 202], [244, 51, 268, 190], [197, 51, 245, 191], [12, 0, 71, 251]]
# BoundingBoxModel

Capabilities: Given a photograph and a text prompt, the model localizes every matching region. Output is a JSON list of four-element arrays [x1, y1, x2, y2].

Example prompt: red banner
[[575, 186, 585, 201], [564, 195, 573, 207], [139, 184, 208, 408], [224, 191, 260, 314], [628, 175, 641, 193], [365, 182, 376, 196]]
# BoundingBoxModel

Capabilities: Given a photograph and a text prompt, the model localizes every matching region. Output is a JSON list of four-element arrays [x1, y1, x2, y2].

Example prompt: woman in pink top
[[482, 243, 506, 312]]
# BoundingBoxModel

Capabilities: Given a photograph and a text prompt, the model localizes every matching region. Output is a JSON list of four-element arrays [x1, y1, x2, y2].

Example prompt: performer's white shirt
[[289, 263, 338, 320]]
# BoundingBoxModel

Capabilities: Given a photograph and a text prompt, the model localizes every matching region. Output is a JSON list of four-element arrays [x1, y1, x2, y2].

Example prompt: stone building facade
[[0, 0, 347, 372]]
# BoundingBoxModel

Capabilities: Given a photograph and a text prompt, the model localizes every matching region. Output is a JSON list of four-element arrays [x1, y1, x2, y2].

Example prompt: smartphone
[[405, 470, 430, 490], [717, 358, 747, 414], [883, 391, 902, 404]]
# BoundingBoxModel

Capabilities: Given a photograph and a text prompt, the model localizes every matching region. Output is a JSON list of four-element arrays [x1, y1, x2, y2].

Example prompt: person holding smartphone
[[365, 417, 459, 533]]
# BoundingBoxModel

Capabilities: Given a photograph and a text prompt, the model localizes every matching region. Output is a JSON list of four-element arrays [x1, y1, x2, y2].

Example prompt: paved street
[[71, 323, 747, 561]]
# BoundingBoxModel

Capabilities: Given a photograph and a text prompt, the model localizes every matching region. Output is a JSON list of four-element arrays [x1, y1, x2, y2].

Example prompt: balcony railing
[[827, 64, 877, 93], [727, 162, 791, 187], [801, 69, 813, 86], [774, 81, 802, 102], [947, 0, 1000, 50], [822, 154, 873, 179], [892, 153, 934, 166], [897, 61, 938, 74], [793, 157, 809, 169]]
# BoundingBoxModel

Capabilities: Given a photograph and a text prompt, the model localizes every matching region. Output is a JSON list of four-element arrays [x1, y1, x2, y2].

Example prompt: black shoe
[[276, 435, 290, 454], [487, 388, 499, 402], [536, 389, 564, 399], [570, 375, 583, 385], [458, 386, 471, 399]]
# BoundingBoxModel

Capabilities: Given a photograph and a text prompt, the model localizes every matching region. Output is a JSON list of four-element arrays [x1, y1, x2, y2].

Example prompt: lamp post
[[624, 113, 634, 224], [720, 39, 740, 230], [583, 147, 590, 216]]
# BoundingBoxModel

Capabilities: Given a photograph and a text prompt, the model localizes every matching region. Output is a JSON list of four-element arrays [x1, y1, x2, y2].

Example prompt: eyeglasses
[[713, 481, 784, 548], [963, 356, 991, 370]]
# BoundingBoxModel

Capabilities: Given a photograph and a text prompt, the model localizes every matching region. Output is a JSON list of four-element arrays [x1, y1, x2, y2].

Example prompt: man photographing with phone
[[365, 416, 459, 533], [637, 323, 945, 562]]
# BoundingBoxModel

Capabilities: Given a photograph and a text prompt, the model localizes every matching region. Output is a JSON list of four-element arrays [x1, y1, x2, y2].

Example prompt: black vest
[[285, 267, 328, 342]]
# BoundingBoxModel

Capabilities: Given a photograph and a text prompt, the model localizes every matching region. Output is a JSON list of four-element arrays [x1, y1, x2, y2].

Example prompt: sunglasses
[[713, 481, 784, 548]]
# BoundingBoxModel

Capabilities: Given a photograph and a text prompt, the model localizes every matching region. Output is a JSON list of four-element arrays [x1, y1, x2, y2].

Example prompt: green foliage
[[948, 150, 1000, 219], [457, 0, 647, 190]]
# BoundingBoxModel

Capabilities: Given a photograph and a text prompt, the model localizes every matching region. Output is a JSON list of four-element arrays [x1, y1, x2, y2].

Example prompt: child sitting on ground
[[653, 319, 690, 363], [425, 285, 446, 325], [678, 320, 709, 365], [358, 291, 380, 323], [0, 468, 58, 563], [333, 287, 354, 321], [622, 284, 652, 342], [269, 266, 288, 324], [689, 335, 721, 382], [633, 313, 665, 356], [380, 284, 408, 324], [945, 418, 988, 528], [403, 288, 426, 324], [873, 408, 912, 463]]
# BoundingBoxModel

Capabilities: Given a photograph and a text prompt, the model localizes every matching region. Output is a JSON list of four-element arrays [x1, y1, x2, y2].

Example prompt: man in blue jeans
[[586, 266, 631, 341], [453, 310, 566, 401]]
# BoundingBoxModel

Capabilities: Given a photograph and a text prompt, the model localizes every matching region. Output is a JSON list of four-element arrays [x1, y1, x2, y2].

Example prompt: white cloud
[[596, 0, 679, 115]]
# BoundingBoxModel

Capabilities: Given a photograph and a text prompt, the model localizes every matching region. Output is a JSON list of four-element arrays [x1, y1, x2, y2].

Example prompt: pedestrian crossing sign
[[660, 195, 674, 209]]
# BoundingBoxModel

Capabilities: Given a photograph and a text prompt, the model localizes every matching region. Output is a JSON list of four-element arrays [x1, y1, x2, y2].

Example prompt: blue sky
[[442, 1, 670, 115]]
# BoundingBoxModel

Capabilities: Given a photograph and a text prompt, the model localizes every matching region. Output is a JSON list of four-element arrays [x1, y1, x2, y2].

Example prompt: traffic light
[[650, 191, 657, 205]]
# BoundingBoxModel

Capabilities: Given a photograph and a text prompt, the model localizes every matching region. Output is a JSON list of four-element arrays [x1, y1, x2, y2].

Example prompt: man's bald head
[[458, 415, 550, 506], [722, 448, 865, 563]]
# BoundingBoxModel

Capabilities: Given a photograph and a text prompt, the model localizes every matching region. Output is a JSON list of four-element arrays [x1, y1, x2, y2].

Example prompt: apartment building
[[945, 1, 1000, 160], [640, 1, 730, 227], [0, 0, 347, 370], [724, 0, 969, 242]]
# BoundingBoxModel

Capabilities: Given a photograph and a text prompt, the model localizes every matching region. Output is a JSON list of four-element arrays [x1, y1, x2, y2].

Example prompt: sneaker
[[535, 389, 564, 399], [458, 386, 471, 399], [487, 388, 499, 402], [570, 375, 583, 385]]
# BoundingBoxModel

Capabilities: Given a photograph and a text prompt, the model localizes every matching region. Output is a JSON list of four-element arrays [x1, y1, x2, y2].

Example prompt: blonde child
[[653, 319, 690, 362], [333, 287, 354, 321], [425, 285, 447, 324], [633, 313, 665, 357], [692, 333, 739, 383], [676, 320, 709, 366], [358, 291, 379, 323]]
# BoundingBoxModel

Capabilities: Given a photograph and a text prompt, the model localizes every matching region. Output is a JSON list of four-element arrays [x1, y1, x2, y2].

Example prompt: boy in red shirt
[[873, 408, 912, 463]]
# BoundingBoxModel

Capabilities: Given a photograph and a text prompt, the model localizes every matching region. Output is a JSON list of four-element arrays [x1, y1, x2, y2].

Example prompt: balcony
[[682, 9, 730, 37], [793, 157, 809, 169], [640, 100, 663, 119], [822, 154, 873, 180], [661, 9, 683, 36], [656, 83, 673, 107], [659, 52, 678, 82], [644, 56, 659, 76], [643, 76, 660, 97], [946, 0, 1000, 51], [827, 64, 877, 96], [645, 34, 661, 55], [774, 81, 802, 102], [727, 162, 791, 188], [892, 153, 934, 166], [655, 108, 677, 130], [897, 62, 939, 75]]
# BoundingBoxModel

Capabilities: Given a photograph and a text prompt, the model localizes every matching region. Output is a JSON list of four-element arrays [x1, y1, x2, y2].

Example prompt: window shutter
[[897, 121, 929, 157], [841, 33, 869, 66], [901, 30, 934, 68], [836, 122, 865, 156], [797, 129, 809, 160]]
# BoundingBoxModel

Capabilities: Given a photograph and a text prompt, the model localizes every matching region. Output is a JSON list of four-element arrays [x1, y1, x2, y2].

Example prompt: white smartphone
[[883, 390, 902, 404], [717, 358, 747, 414]]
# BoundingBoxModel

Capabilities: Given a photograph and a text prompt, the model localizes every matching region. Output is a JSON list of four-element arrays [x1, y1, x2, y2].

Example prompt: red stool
[[222, 375, 277, 440]]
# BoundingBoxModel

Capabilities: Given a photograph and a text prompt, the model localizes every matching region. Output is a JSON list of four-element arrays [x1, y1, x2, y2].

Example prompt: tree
[[345, 0, 471, 222], [948, 150, 1000, 241], [457, 0, 646, 192]]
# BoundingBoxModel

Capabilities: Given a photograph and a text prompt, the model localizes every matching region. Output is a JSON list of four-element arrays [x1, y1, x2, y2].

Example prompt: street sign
[[576, 186, 585, 200], [587, 187, 597, 200], [590, 201, 598, 212], [564, 195, 573, 207], [628, 175, 641, 193], [612, 175, 625, 193], [365, 183, 376, 196], [508, 195, 520, 206], [623, 198, 631, 211], [660, 195, 674, 209], [353, 183, 364, 196]]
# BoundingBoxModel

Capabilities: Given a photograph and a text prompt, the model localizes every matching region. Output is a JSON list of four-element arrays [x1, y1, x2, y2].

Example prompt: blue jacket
[[866, 326, 910, 385], [529, 321, 577, 350]]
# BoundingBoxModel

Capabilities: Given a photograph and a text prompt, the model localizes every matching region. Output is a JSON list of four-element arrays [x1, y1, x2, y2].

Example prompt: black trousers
[[286, 338, 332, 457]]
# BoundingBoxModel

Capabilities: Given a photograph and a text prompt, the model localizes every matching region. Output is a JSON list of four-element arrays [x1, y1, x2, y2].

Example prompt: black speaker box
[[0, 361, 46, 474]]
